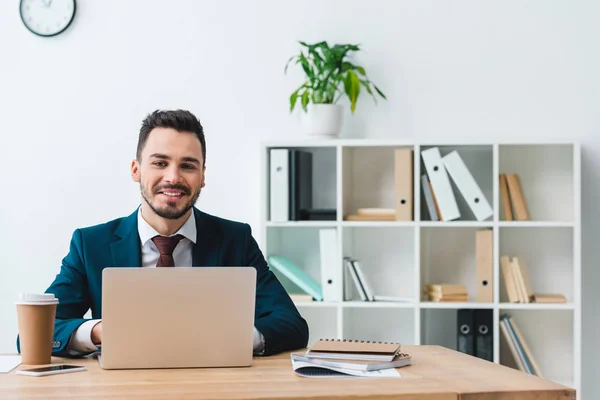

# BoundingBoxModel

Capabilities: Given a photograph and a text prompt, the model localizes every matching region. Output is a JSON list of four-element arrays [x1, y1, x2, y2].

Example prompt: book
[[267, 255, 323, 301], [291, 355, 401, 378], [291, 352, 411, 372], [304, 339, 402, 362]]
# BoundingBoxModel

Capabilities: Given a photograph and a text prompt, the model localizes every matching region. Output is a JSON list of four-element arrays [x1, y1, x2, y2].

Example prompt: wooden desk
[[0, 345, 574, 400]]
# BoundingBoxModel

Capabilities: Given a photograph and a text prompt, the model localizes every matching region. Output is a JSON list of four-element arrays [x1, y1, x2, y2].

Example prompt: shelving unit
[[259, 139, 580, 395]]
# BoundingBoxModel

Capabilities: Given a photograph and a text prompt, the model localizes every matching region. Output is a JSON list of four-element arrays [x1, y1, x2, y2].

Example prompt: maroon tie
[[151, 234, 184, 267]]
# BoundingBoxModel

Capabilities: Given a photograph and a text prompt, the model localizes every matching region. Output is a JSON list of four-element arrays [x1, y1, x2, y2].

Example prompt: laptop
[[98, 267, 257, 370]]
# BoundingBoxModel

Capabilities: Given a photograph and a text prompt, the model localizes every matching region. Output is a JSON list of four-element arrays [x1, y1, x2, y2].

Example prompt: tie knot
[[152, 234, 184, 256]]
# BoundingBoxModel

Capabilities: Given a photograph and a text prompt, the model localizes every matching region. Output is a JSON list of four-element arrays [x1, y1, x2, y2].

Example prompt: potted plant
[[285, 41, 386, 138]]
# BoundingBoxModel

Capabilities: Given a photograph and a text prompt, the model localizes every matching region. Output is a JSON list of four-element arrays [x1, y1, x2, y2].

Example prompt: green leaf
[[290, 89, 300, 112], [373, 85, 386, 100], [356, 66, 366, 76], [299, 53, 313, 79], [349, 71, 361, 113], [360, 79, 375, 103], [284, 56, 296, 74], [344, 70, 361, 113], [301, 90, 309, 112]]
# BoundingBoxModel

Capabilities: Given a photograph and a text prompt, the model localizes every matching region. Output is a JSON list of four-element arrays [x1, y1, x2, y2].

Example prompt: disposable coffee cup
[[16, 293, 59, 365]]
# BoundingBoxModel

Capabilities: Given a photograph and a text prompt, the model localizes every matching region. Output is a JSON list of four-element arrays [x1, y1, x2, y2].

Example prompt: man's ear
[[131, 160, 141, 183], [201, 166, 206, 188]]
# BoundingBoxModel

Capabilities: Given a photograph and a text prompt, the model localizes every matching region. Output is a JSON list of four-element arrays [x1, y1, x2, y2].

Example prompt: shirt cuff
[[68, 319, 101, 353], [253, 327, 265, 355]]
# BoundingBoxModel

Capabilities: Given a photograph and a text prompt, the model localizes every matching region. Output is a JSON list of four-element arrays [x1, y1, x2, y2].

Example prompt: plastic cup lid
[[16, 293, 59, 305]]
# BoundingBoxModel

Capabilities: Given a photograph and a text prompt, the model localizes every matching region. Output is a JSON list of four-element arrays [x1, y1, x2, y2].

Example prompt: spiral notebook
[[305, 339, 402, 362]]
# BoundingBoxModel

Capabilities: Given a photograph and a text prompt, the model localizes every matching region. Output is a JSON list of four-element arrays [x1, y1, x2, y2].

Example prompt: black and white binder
[[289, 150, 312, 221], [457, 309, 475, 356], [474, 309, 493, 362]]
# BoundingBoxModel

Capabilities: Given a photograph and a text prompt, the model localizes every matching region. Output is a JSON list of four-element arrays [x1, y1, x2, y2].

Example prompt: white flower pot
[[303, 104, 343, 138]]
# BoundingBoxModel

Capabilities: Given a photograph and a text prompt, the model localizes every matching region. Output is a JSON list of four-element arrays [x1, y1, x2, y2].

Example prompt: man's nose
[[164, 166, 182, 183]]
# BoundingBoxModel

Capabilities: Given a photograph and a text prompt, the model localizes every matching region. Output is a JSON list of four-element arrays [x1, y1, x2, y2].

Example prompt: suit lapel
[[110, 208, 142, 268], [192, 207, 221, 266]]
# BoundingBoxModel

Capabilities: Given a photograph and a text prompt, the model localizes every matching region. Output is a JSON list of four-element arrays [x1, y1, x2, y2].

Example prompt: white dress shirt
[[68, 208, 265, 354]]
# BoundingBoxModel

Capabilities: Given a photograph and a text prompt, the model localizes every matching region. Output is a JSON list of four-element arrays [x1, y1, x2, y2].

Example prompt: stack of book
[[425, 284, 468, 302], [291, 339, 411, 378], [499, 173, 529, 221], [500, 313, 543, 376], [343, 208, 396, 221], [500, 255, 566, 304]]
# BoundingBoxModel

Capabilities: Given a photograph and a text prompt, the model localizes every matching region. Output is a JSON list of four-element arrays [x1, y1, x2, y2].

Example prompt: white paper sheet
[[291, 359, 400, 378], [0, 355, 21, 373]]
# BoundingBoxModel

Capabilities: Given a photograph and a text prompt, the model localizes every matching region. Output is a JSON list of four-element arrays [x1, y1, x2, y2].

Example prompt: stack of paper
[[291, 339, 410, 378], [425, 284, 468, 302]]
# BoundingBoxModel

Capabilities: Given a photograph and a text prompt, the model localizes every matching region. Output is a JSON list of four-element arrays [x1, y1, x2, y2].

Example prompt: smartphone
[[16, 365, 87, 377]]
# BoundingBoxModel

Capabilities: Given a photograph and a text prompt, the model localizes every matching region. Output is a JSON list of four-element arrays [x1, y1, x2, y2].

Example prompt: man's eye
[[182, 164, 196, 169], [153, 161, 167, 167]]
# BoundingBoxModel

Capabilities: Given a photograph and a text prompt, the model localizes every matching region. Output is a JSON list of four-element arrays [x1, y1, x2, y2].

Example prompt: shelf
[[498, 226, 574, 303], [261, 140, 580, 396], [342, 145, 414, 219], [498, 303, 574, 310], [499, 309, 574, 387], [343, 307, 416, 344], [418, 221, 493, 228], [293, 302, 339, 308], [498, 221, 574, 228], [420, 226, 490, 303], [499, 144, 575, 222], [341, 301, 416, 308], [343, 226, 416, 301], [340, 221, 415, 228], [266, 221, 337, 228], [419, 302, 494, 309], [419, 144, 493, 222]]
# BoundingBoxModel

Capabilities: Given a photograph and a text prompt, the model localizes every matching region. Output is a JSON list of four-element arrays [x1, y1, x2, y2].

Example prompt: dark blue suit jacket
[[17, 207, 308, 357]]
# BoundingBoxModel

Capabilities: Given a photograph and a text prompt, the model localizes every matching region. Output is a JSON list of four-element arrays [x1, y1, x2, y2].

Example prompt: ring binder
[[319, 338, 400, 345], [306, 339, 405, 363]]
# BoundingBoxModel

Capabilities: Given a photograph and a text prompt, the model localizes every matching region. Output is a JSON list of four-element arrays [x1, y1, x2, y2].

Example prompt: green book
[[267, 255, 323, 301]]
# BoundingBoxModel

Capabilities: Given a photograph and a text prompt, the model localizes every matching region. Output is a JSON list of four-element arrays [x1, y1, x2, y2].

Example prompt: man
[[17, 109, 309, 357]]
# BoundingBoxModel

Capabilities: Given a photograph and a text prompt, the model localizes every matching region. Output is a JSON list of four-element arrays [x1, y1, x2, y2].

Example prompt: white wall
[[1, 0, 598, 397]]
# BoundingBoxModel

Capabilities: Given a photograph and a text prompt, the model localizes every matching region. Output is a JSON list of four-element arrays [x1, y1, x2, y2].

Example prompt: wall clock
[[20, 0, 76, 37]]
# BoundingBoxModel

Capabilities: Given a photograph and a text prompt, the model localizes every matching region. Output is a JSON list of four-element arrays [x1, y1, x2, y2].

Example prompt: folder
[[505, 174, 530, 221], [475, 229, 493, 303], [289, 150, 313, 221], [500, 255, 519, 303], [457, 309, 475, 356], [351, 260, 374, 301], [442, 150, 493, 221], [512, 257, 534, 303], [267, 255, 323, 301], [474, 309, 493, 362], [421, 147, 460, 221], [319, 229, 342, 301], [269, 149, 289, 221], [499, 174, 513, 221], [421, 174, 439, 221], [394, 148, 413, 221], [344, 258, 368, 301]]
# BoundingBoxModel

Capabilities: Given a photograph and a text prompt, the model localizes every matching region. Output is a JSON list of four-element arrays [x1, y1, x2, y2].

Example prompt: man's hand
[[91, 322, 102, 346]]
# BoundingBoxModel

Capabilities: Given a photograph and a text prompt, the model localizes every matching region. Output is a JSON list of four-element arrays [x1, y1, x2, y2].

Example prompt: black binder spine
[[474, 309, 493, 362], [289, 150, 312, 220], [457, 309, 475, 356]]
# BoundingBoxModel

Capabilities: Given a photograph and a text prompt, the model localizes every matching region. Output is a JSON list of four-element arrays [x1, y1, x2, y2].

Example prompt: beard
[[140, 180, 200, 220]]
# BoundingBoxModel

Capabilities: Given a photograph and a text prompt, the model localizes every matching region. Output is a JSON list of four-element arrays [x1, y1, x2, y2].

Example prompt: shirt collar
[[137, 207, 197, 246]]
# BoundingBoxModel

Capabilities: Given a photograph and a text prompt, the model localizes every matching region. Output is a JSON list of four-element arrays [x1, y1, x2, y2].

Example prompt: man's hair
[[137, 109, 206, 166]]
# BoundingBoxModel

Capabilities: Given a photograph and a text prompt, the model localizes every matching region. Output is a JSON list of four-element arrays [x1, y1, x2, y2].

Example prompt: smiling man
[[17, 109, 309, 357]]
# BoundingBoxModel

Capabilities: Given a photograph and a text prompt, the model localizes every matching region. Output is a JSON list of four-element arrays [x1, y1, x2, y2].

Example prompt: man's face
[[131, 127, 205, 220]]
